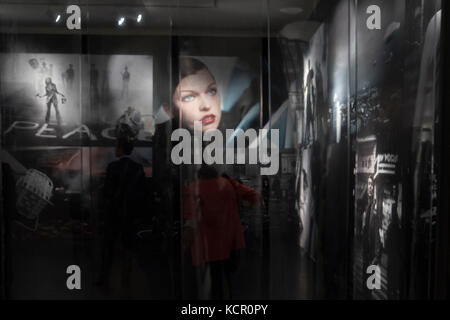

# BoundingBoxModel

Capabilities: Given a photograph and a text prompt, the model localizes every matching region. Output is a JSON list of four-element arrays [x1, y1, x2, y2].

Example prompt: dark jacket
[[103, 156, 148, 235]]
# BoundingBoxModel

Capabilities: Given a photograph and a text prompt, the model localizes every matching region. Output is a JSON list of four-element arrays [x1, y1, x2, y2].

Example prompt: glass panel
[[353, 0, 441, 300], [274, 0, 352, 299], [170, 13, 266, 300], [0, 1, 84, 299]]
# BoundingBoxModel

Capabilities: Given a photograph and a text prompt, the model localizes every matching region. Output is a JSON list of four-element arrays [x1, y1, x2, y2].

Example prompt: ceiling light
[[118, 17, 125, 26], [137, 14, 142, 23], [55, 14, 61, 23], [280, 7, 303, 15]]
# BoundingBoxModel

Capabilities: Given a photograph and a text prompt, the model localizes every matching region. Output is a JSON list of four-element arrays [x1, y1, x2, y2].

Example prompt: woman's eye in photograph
[[207, 88, 217, 96], [181, 95, 195, 102]]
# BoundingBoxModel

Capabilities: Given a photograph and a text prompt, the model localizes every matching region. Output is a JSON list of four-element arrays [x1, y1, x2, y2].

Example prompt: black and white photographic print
[[1, 53, 154, 146]]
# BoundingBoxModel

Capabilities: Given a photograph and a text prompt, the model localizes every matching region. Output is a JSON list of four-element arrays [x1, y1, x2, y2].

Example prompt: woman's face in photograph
[[173, 68, 221, 132]]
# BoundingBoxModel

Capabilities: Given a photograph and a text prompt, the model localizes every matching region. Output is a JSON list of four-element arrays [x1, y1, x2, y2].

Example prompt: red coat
[[183, 176, 259, 266]]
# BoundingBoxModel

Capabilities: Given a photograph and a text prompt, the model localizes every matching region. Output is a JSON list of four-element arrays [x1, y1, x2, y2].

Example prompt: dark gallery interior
[[0, 0, 449, 300]]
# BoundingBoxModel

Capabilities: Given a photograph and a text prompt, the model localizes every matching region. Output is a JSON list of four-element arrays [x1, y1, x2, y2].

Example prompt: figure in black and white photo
[[61, 70, 67, 89], [90, 64, 100, 103], [121, 66, 130, 100], [362, 174, 382, 296], [314, 62, 325, 137], [38, 59, 49, 93], [65, 64, 75, 90], [304, 60, 316, 146], [28, 58, 41, 94], [36, 77, 65, 125], [382, 187, 401, 299], [40, 60, 49, 77]]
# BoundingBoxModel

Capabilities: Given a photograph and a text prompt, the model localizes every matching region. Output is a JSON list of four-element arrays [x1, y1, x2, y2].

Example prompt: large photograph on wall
[[353, 0, 441, 300], [0, 53, 154, 146], [352, 0, 407, 300], [0, 53, 155, 299]]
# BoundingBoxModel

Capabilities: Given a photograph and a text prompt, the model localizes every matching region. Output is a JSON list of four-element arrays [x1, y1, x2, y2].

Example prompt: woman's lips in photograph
[[201, 114, 216, 126]]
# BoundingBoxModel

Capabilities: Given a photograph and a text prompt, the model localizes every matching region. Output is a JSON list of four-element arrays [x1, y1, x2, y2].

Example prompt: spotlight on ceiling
[[55, 14, 61, 23], [137, 14, 142, 23], [118, 16, 125, 26], [280, 7, 304, 15]]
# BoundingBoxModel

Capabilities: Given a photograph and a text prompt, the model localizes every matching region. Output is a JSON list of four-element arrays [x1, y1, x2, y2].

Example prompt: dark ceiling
[[0, 0, 322, 38]]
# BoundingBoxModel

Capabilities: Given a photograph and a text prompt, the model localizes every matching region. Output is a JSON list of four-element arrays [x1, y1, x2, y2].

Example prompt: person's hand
[[182, 226, 195, 250]]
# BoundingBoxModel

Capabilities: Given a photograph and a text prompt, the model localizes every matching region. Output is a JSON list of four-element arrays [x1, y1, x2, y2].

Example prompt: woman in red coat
[[182, 165, 260, 299]]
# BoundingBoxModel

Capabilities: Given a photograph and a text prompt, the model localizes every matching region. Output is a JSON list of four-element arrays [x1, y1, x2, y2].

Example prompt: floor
[[5, 198, 320, 300]]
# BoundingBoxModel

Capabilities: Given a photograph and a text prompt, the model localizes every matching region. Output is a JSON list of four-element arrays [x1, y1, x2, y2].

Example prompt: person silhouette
[[304, 60, 316, 146], [66, 64, 75, 90], [36, 77, 65, 125], [96, 134, 148, 294], [121, 66, 130, 100]]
